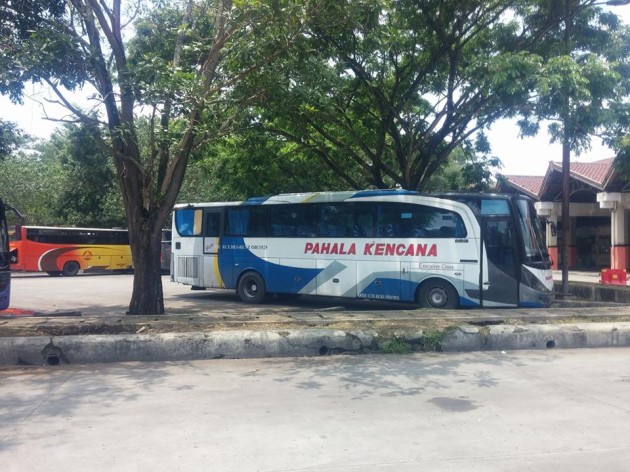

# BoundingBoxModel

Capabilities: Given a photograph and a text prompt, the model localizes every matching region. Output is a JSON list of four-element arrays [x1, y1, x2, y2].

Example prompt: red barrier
[[600, 268, 627, 285]]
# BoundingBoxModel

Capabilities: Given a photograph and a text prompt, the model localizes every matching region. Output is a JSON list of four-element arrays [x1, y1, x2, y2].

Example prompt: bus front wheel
[[62, 261, 80, 277], [237, 271, 266, 304], [418, 280, 458, 309]]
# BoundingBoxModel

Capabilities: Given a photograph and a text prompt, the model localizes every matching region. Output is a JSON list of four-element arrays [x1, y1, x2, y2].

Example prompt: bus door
[[480, 214, 519, 307], [202, 210, 224, 288], [173, 207, 204, 286]]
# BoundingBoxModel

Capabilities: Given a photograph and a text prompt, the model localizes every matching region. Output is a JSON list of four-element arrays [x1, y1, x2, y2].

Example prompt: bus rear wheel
[[237, 271, 266, 304], [418, 280, 458, 309], [62, 261, 80, 277]]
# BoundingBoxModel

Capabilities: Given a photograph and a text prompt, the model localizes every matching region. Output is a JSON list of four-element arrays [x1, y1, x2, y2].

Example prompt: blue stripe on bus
[[218, 237, 322, 293], [244, 196, 271, 204], [216, 236, 480, 306], [519, 301, 547, 308], [459, 297, 479, 308]]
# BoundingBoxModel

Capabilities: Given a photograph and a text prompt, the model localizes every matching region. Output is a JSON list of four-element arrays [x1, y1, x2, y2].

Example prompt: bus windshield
[[515, 198, 548, 265]]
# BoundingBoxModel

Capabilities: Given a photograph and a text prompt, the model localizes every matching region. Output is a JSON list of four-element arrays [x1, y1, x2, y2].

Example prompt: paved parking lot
[[7, 272, 421, 317], [6, 271, 630, 322]]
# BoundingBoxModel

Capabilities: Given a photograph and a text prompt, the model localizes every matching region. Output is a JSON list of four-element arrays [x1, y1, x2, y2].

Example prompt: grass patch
[[379, 338, 412, 354], [422, 329, 447, 352]]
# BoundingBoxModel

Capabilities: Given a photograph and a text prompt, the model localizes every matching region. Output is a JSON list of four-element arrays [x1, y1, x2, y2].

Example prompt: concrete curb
[[0, 329, 378, 366], [2, 322, 630, 366], [441, 322, 630, 351]]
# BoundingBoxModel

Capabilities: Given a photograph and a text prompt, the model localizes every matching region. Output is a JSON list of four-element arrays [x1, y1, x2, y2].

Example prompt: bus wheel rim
[[429, 288, 447, 307]]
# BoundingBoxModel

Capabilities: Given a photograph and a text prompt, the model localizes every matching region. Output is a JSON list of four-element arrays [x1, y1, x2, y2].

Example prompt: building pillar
[[597, 192, 627, 271], [536, 201, 559, 269], [568, 216, 578, 268], [611, 208, 628, 271]]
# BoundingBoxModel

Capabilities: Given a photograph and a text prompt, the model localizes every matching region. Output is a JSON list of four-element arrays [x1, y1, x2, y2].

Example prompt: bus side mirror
[[540, 217, 557, 237]]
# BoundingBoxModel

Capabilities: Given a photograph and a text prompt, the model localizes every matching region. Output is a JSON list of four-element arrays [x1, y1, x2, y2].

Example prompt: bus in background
[[161, 228, 172, 274], [0, 199, 10, 309], [170, 190, 554, 308], [9, 226, 132, 276]]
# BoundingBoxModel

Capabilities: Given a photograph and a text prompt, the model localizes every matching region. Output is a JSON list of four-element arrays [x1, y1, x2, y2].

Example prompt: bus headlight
[[521, 266, 552, 293]]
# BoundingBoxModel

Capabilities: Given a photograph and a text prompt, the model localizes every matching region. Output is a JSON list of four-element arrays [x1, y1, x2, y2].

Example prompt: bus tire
[[237, 271, 266, 304], [418, 279, 459, 309], [62, 261, 80, 277]]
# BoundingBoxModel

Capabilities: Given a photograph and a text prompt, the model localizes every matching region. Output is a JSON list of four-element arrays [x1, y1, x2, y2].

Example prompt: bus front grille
[[177, 256, 199, 279]]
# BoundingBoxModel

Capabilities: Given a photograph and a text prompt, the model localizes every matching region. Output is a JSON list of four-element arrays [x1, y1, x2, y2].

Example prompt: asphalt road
[[2, 348, 630, 471]]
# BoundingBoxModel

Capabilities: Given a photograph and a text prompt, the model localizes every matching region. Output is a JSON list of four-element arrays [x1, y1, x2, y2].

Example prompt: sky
[[2, 4, 630, 178]]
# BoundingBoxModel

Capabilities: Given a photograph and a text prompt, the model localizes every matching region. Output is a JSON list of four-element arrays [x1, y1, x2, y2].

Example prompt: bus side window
[[205, 213, 220, 237], [226, 207, 267, 237], [318, 204, 345, 237], [175, 209, 202, 236], [376, 205, 396, 237], [270, 205, 316, 237], [354, 211, 374, 237]]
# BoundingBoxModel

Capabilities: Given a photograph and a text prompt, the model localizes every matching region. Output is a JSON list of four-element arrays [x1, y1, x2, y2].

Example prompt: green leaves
[[228, 0, 558, 190], [0, 120, 29, 159], [518, 2, 630, 156]]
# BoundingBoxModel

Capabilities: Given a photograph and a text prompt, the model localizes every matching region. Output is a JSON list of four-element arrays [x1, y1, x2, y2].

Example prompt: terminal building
[[498, 158, 629, 272]]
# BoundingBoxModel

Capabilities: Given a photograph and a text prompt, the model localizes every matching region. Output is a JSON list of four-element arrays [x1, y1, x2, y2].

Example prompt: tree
[[1, 0, 299, 314], [40, 123, 125, 227], [0, 120, 28, 159], [514, 1, 630, 294], [230, 0, 560, 191], [517, 2, 630, 154], [182, 120, 351, 202], [0, 151, 64, 225]]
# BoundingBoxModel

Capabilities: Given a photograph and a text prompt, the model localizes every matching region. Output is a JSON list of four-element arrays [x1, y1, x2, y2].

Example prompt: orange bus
[[9, 225, 132, 276]]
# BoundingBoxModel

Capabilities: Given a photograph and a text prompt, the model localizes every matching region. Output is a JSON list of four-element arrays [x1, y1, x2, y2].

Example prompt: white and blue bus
[[171, 190, 554, 308]]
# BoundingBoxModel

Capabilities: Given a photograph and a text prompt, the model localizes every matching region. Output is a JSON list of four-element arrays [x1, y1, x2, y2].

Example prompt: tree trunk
[[127, 224, 165, 315]]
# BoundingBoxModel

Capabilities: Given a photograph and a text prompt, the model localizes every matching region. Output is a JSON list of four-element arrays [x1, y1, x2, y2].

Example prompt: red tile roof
[[549, 157, 615, 188], [500, 175, 545, 197], [500, 158, 617, 198]]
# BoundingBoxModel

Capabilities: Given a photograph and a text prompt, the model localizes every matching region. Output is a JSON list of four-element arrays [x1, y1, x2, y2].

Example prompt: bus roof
[[174, 189, 524, 209], [18, 225, 128, 232]]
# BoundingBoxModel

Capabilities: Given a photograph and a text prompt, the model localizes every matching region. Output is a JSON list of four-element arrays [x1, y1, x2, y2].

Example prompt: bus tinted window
[[317, 203, 374, 238], [270, 205, 317, 237], [480, 199, 510, 216], [25, 228, 129, 245], [376, 203, 466, 238], [204, 212, 221, 237], [226, 206, 267, 237]]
